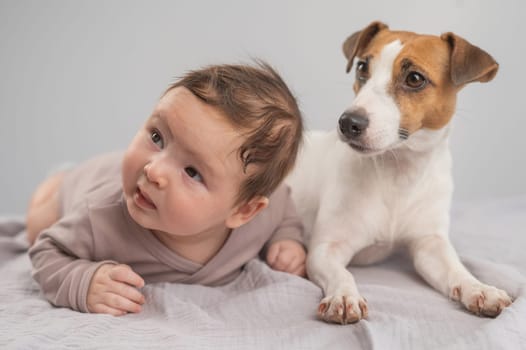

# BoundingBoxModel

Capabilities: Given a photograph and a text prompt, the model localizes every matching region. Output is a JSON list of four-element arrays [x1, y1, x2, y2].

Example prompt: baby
[[27, 62, 306, 315]]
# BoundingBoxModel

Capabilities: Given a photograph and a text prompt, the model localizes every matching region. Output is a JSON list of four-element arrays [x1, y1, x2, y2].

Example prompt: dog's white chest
[[288, 129, 453, 265]]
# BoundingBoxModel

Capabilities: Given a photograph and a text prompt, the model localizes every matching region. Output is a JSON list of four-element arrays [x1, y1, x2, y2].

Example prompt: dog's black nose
[[339, 111, 369, 138]]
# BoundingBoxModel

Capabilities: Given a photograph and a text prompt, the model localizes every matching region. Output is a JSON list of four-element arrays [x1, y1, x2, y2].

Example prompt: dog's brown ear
[[343, 21, 388, 73], [441, 32, 499, 86]]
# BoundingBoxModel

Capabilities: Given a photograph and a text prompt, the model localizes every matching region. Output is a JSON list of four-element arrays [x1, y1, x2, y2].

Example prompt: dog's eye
[[357, 61, 368, 73], [356, 61, 369, 83], [405, 72, 427, 89]]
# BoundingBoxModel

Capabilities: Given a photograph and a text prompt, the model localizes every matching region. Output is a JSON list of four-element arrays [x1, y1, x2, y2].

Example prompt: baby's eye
[[150, 130, 164, 149], [184, 167, 203, 183]]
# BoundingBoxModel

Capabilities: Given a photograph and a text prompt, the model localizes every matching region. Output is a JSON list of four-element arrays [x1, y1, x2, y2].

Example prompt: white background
[[1, 0, 524, 214]]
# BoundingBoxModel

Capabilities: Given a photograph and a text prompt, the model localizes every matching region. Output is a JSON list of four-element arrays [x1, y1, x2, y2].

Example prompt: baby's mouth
[[135, 187, 156, 210]]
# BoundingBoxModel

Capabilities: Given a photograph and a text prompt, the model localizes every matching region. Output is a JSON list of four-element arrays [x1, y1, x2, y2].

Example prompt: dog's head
[[338, 21, 498, 155]]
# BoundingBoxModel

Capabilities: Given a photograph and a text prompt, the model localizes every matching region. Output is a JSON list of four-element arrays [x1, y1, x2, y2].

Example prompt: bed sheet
[[1, 196, 525, 349]]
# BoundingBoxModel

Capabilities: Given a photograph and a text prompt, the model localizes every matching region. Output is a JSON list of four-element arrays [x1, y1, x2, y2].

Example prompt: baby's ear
[[225, 196, 269, 229]]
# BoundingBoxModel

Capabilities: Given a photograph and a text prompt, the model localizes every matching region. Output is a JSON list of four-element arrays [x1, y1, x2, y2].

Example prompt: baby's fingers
[[273, 253, 296, 272], [102, 291, 143, 314], [89, 303, 127, 317], [291, 263, 306, 277], [109, 264, 145, 288], [112, 280, 146, 305], [266, 244, 281, 266]]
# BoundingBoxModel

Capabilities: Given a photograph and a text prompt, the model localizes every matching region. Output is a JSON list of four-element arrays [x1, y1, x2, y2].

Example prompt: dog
[[286, 21, 512, 324]]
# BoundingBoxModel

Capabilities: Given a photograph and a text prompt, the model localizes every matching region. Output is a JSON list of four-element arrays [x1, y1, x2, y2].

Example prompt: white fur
[[349, 41, 403, 151], [287, 40, 511, 324]]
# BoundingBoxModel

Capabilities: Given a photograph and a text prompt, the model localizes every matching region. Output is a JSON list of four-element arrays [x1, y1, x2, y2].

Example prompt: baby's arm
[[29, 202, 144, 314], [264, 185, 306, 277]]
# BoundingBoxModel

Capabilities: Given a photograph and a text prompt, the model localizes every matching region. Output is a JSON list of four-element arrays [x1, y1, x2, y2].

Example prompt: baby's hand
[[87, 263, 145, 316], [266, 239, 306, 277]]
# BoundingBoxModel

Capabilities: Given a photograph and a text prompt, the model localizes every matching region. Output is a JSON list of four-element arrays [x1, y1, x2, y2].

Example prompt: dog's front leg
[[409, 234, 512, 316], [307, 237, 368, 324]]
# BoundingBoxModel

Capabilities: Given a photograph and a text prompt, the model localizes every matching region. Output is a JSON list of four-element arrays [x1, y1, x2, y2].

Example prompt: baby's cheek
[[121, 149, 139, 193]]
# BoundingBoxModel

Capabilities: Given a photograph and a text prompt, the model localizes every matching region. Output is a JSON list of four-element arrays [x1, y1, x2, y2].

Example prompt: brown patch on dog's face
[[351, 30, 460, 135], [392, 35, 459, 133]]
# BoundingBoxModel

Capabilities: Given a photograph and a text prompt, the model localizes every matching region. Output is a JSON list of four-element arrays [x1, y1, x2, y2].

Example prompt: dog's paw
[[451, 281, 512, 317], [317, 294, 368, 324]]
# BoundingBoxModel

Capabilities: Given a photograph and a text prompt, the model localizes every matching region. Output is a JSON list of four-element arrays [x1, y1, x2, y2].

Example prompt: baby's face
[[122, 87, 246, 239]]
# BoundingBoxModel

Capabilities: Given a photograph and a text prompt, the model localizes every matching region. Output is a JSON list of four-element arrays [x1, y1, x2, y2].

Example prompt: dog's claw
[[317, 295, 368, 324], [318, 302, 328, 315], [453, 282, 512, 317], [359, 300, 369, 319]]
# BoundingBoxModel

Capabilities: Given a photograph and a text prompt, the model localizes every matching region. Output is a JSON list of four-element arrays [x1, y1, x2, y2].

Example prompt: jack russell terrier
[[287, 21, 512, 324]]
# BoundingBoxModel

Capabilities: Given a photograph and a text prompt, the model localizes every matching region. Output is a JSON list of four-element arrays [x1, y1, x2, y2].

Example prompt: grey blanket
[[1, 196, 525, 349]]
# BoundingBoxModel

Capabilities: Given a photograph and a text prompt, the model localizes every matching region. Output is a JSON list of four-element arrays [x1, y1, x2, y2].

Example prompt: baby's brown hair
[[167, 61, 303, 205]]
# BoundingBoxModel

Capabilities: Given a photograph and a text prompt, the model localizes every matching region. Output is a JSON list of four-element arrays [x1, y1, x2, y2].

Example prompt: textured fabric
[[1, 196, 526, 349], [28, 152, 304, 313]]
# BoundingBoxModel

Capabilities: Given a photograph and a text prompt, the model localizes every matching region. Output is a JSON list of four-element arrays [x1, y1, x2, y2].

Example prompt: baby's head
[[171, 62, 303, 205], [122, 62, 302, 237]]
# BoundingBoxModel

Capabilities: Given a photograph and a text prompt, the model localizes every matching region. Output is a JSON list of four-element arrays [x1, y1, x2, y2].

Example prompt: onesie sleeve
[[28, 200, 117, 313], [263, 185, 305, 251]]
